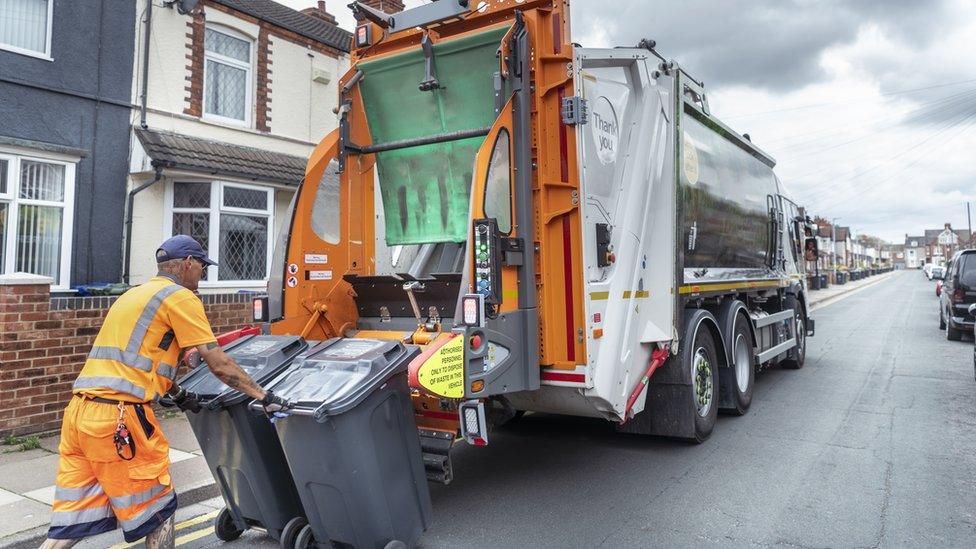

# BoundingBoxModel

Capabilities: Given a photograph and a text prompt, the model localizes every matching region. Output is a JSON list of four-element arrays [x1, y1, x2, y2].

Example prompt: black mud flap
[[806, 317, 815, 337]]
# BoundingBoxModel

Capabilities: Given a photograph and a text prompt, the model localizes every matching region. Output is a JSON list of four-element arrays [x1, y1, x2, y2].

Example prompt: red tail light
[[952, 289, 964, 303]]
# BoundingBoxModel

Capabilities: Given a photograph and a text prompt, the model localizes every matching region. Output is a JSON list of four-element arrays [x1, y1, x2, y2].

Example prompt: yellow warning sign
[[417, 335, 465, 398]]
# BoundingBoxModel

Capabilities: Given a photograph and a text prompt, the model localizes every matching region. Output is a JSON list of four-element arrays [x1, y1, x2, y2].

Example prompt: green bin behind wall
[[358, 26, 509, 246]]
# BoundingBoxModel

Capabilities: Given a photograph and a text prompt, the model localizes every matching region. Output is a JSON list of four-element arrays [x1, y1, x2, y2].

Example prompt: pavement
[[0, 268, 907, 548], [0, 413, 218, 549]]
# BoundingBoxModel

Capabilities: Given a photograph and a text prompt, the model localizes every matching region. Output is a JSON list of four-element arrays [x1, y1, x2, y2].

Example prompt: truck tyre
[[689, 325, 719, 442], [719, 313, 754, 416], [781, 296, 806, 369], [939, 307, 947, 330]]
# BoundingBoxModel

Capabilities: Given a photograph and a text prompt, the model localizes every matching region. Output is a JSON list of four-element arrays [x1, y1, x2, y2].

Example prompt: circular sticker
[[288, 263, 299, 274], [287, 276, 298, 288], [590, 96, 619, 165], [683, 133, 700, 185]]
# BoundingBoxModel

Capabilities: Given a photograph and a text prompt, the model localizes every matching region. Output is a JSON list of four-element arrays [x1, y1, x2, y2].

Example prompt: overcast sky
[[285, 0, 976, 243]]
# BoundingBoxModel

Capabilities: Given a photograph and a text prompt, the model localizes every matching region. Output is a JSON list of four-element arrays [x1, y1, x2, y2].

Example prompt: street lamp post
[[831, 217, 841, 284]]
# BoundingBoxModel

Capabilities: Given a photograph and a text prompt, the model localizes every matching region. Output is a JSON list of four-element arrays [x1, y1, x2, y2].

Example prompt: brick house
[[922, 223, 971, 266], [126, 0, 352, 292], [904, 235, 925, 269]]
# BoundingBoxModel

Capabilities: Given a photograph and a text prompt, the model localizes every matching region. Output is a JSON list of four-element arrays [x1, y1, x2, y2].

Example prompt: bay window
[[0, 152, 75, 287], [168, 181, 273, 285]]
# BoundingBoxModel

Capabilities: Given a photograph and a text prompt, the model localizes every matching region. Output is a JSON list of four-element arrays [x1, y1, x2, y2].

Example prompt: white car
[[923, 263, 935, 279], [930, 266, 945, 281]]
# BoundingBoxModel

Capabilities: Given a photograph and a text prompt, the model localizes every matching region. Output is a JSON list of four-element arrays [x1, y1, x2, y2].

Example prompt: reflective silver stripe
[[119, 490, 175, 531], [50, 504, 114, 527], [84, 283, 184, 380], [88, 347, 154, 372], [72, 376, 147, 401], [109, 483, 167, 510], [55, 483, 105, 502], [157, 362, 178, 381], [126, 284, 183, 355]]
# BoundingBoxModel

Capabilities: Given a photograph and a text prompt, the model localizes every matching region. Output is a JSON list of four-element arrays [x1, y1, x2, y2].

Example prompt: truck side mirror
[[804, 238, 819, 260]]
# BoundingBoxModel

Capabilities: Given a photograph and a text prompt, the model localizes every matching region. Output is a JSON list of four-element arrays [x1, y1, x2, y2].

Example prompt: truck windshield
[[358, 25, 509, 246]]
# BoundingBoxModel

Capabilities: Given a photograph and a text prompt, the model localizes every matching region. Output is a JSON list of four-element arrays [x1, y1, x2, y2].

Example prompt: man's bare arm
[[196, 342, 266, 401]]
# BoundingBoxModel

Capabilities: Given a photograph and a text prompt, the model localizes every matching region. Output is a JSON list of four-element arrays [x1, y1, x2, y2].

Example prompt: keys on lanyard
[[114, 402, 136, 461]]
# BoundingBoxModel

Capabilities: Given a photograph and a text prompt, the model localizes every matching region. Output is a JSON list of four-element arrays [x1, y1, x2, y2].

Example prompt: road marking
[[175, 526, 214, 546], [174, 509, 220, 530], [109, 509, 219, 548]]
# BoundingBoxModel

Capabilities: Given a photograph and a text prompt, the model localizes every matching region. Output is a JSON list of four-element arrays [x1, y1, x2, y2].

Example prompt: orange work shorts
[[48, 396, 177, 542]]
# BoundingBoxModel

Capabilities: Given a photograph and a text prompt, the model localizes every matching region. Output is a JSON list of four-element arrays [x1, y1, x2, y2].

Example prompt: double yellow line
[[110, 509, 220, 548]]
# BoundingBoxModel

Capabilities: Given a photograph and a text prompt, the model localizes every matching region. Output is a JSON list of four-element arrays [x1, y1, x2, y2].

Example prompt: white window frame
[[0, 0, 54, 60], [0, 149, 76, 289], [201, 25, 254, 128], [164, 179, 274, 289]]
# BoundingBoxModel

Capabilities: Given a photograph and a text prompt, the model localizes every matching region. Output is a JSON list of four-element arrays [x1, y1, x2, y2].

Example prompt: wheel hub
[[734, 333, 751, 393], [693, 348, 713, 417]]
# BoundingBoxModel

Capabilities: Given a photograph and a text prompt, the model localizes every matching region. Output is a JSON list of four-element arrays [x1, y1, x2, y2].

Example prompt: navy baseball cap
[[155, 235, 218, 266]]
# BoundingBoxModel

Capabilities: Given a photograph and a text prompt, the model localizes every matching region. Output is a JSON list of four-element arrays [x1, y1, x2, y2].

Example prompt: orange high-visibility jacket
[[72, 275, 217, 402]]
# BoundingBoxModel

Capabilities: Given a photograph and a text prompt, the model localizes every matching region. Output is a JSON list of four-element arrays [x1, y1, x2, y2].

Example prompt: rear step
[[419, 428, 455, 484]]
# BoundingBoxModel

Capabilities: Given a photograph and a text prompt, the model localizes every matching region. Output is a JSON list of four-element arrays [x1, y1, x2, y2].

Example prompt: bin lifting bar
[[300, 303, 329, 338], [619, 347, 670, 425]]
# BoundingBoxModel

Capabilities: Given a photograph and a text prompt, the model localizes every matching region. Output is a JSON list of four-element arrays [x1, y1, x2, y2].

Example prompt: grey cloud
[[572, 0, 954, 92]]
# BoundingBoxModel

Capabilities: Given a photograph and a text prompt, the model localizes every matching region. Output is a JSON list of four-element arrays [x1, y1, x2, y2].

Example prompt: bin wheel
[[280, 517, 307, 549], [384, 541, 407, 549], [215, 508, 244, 542], [294, 524, 316, 549]]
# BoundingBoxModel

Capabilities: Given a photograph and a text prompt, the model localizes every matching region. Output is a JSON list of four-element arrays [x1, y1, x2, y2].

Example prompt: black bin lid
[[178, 335, 307, 408], [267, 338, 419, 419]]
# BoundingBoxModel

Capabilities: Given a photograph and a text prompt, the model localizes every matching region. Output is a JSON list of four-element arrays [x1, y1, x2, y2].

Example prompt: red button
[[470, 335, 482, 350]]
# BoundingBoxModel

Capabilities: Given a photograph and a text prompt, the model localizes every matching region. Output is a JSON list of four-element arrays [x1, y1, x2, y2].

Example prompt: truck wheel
[[719, 314, 754, 416], [781, 296, 806, 369], [689, 326, 719, 442], [214, 508, 244, 542], [939, 307, 947, 330], [280, 517, 307, 549]]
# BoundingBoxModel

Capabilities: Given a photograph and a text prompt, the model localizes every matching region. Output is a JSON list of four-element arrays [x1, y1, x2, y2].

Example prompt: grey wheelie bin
[[254, 338, 431, 549], [178, 334, 310, 548]]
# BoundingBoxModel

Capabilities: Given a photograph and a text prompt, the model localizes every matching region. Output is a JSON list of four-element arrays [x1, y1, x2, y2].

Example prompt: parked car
[[923, 263, 935, 279], [930, 266, 945, 281], [970, 304, 976, 378], [936, 279, 943, 297], [937, 250, 976, 341]]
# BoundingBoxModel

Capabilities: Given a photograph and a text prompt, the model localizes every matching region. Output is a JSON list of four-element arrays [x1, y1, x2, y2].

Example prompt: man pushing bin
[[40, 235, 291, 549]]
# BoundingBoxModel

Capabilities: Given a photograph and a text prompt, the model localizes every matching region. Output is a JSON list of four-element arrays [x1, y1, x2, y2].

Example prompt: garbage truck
[[246, 0, 816, 485]]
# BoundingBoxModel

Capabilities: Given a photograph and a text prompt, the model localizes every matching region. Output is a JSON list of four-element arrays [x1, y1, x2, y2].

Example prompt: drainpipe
[[139, 0, 153, 129], [124, 166, 164, 284]]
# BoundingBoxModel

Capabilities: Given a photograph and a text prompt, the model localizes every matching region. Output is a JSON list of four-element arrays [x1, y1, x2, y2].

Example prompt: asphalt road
[[85, 270, 976, 548]]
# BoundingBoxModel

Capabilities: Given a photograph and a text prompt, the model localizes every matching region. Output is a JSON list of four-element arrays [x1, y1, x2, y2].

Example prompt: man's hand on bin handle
[[260, 390, 291, 414], [170, 386, 202, 414]]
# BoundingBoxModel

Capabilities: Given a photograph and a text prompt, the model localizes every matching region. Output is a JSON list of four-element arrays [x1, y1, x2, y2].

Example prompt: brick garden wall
[[0, 282, 258, 437]]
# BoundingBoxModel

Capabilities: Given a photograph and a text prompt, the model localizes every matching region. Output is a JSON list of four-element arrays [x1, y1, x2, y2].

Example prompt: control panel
[[473, 219, 502, 305]]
